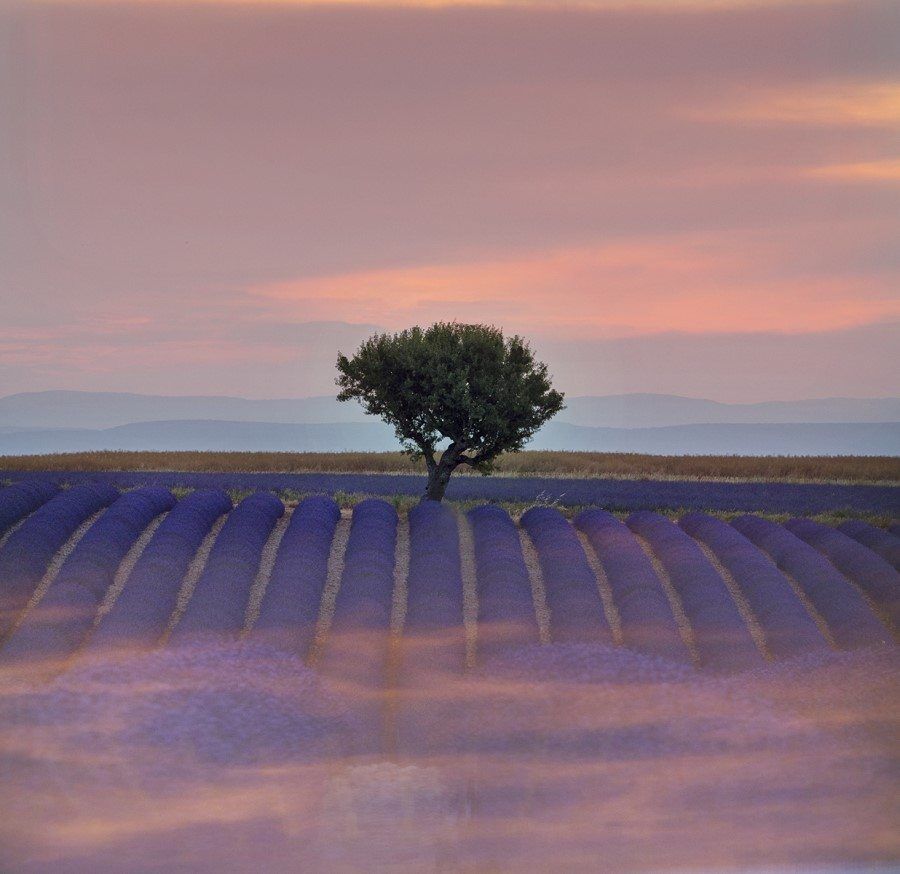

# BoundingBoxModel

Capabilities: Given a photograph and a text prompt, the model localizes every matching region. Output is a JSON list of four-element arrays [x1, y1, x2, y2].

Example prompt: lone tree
[[336, 322, 565, 502]]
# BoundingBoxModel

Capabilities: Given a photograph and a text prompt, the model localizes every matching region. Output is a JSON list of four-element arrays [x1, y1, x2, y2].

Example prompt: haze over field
[[1, 0, 898, 402], [1, 391, 898, 455]]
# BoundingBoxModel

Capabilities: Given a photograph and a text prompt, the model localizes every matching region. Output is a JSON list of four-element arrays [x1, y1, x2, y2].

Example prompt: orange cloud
[[688, 82, 900, 128], [805, 158, 900, 182], [248, 230, 900, 339]]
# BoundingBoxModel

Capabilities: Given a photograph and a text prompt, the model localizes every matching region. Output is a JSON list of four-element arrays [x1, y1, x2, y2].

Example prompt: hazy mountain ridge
[[2, 390, 899, 430], [0, 419, 897, 457]]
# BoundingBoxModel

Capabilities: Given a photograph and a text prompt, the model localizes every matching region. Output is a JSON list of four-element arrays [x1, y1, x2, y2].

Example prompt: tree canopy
[[336, 322, 565, 500]]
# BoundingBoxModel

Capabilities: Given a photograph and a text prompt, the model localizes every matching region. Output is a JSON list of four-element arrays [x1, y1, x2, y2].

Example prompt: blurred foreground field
[[3, 450, 898, 483]]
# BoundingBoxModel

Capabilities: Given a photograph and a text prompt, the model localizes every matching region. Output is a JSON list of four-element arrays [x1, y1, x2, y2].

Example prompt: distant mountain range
[[0, 391, 898, 456], [2, 390, 899, 430]]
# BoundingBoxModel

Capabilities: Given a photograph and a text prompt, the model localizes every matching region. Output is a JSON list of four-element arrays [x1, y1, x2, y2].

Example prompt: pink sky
[[1, 0, 898, 401]]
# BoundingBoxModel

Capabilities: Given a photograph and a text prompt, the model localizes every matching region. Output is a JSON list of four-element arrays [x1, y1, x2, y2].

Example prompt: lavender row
[[4, 469, 897, 515], [1, 488, 176, 666], [731, 515, 888, 649], [251, 496, 340, 655], [0, 480, 59, 539], [329, 499, 396, 633], [397, 501, 465, 755], [575, 509, 689, 662], [680, 514, 827, 659], [838, 520, 900, 571], [405, 501, 464, 635], [468, 505, 539, 657], [90, 489, 232, 650], [784, 519, 900, 629], [320, 500, 396, 751], [626, 512, 763, 672], [0, 483, 120, 638], [170, 493, 284, 644], [520, 507, 611, 645]]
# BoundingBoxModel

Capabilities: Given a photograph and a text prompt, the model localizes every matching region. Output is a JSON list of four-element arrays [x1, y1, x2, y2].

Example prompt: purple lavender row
[[89, 489, 232, 650], [468, 505, 539, 657], [520, 507, 611, 645], [575, 509, 689, 663], [838, 520, 900, 571], [320, 500, 397, 754], [0, 483, 120, 638], [251, 495, 340, 655], [6, 469, 896, 515], [329, 499, 396, 634], [626, 512, 763, 672], [680, 514, 827, 659], [170, 493, 284, 644], [0, 488, 176, 666], [0, 480, 60, 539], [397, 501, 464, 755], [731, 515, 888, 649], [405, 501, 464, 636], [785, 519, 900, 629]]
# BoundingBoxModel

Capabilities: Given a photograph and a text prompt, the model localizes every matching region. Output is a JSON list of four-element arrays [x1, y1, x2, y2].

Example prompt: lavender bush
[[468, 505, 540, 658], [838, 520, 900, 571], [170, 492, 284, 644], [319, 500, 398, 752], [0, 480, 59, 538], [1, 487, 175, 665], [785, 518, 900, 629], [680, 513, 827, 659], [329, 499, 397, 633], [0, 483, 119, 637], [520, 506, 611, 645], [397, 501, 465, 756], [3, 469, 895, 515], [731, 515, 888, 649], [406, 501, 464, 634], [626, 511, 762, 672], [90, 489, 233, 650], [575, 508, 689, 662], [252, 495, 340, 656]]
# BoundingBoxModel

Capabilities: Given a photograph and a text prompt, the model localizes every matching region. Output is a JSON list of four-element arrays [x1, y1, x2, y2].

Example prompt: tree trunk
[[422, 445, 463, 502], [423, 463, 452, 502]]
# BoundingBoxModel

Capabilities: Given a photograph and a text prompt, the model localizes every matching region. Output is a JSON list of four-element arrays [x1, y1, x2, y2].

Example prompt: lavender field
[[2, 468, 898, 516], [0, 481, 898, 871]]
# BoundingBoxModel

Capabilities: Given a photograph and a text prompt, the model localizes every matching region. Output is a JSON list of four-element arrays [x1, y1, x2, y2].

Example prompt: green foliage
[[335, 323, 565, 481]]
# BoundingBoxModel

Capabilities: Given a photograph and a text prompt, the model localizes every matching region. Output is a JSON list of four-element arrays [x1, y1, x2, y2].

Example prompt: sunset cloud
[[805, 158, 900, 182], [687, 81, 900, 127], [2, 0, 897, 399], [248, 229, 900, 339]]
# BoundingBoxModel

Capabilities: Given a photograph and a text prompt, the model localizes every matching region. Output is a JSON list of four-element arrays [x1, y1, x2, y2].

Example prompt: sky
[[0, 0, 898, 402]]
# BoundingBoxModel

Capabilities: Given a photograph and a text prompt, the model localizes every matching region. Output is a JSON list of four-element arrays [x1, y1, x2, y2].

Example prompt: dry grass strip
[[93, 512, 169, 627], [3, 509, 107, 643], [159, 512, 229, 644], [518, 526, 551, 645], [695, 540, 771, 661], [0, 512, 33, 553], [390, 513, 410, 637], [384, 513, 410, 759], [775, 565, 837, 649], [632, 532, 699, 666], [241, 509, 292, 637], [455, 510, 479, 669], [740, 535, 839, 648], [307, 510, 351, 665], [575, 530, 623, 646]]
